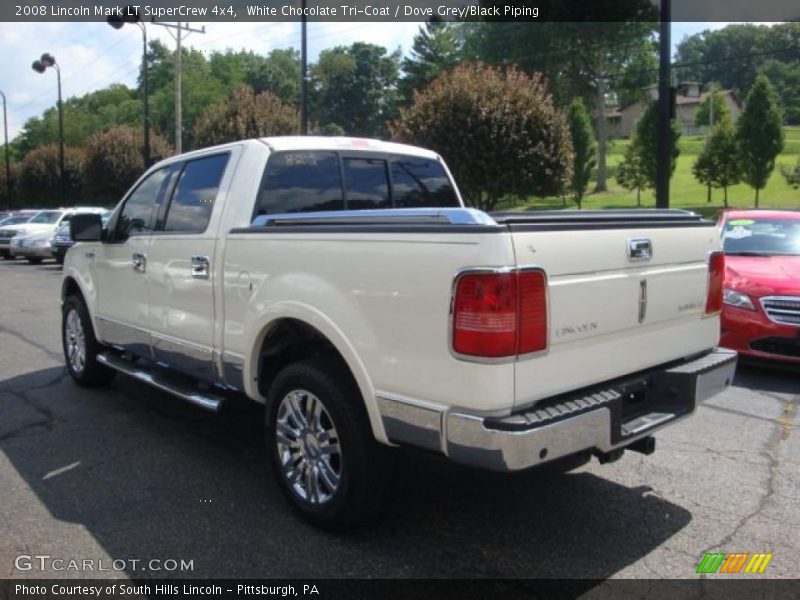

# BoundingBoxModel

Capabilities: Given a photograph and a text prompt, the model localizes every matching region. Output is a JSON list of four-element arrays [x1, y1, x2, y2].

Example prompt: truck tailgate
[[494, 211, 722, 409]]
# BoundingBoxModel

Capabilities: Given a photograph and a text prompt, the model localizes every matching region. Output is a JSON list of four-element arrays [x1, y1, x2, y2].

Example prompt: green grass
[[503, 126, 800, 215]]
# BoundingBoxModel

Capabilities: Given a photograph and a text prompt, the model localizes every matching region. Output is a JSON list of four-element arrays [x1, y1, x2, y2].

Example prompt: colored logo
[[696, 552, 773, 574]]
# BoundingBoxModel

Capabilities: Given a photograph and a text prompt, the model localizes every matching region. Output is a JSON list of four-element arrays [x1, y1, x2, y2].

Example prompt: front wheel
[[266, 359, 387, 530], [62, 295, 116, 387], [1, 250, 12, 260], [26, 257, 43, 265]]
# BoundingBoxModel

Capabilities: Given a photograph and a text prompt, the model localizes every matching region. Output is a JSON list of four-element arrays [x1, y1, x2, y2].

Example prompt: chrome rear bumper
[[380, 348, 737, 472]]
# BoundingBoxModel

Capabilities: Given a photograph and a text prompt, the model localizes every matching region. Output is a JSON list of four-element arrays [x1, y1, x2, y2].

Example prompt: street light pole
[[32, 53, 66, 206], [0, 90, 10, 210]]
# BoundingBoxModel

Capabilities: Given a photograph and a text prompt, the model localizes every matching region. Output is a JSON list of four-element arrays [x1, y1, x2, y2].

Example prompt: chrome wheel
[[65, 309, 86, 375], [276, 389, 341, 505]]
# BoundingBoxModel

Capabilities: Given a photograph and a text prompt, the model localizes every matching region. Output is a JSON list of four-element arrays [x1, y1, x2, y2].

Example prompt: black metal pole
[[55, 64, 65, 206], [139, 23, 151, 167], [300, 0, 309, 135], [655, 0, 671, 209], [0, 90, 10, 210]]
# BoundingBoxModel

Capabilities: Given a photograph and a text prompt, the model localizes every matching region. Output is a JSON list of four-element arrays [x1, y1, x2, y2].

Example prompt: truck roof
[[259, 136, 441, 160]]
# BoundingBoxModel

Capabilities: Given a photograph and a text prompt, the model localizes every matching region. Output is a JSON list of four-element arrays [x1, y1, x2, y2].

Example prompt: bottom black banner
[[2, 579, 800, 600]]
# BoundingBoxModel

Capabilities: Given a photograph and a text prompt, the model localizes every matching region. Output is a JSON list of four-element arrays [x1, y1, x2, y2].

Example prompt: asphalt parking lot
[[0, 259, 797, 581]]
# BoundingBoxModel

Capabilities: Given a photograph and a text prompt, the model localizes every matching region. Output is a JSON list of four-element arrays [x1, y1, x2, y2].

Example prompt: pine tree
[[399, 20, 461, 101], [566, 98, 596, 209], [736, 75, 784, 207], [616, 138, 648, 207]]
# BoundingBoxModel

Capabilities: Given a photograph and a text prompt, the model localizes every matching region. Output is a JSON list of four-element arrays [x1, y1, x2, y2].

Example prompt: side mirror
[[70, 213, 104, 242]]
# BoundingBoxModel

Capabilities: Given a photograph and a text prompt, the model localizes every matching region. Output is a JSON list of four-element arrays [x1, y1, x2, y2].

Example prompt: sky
[[0, 21, 727, 141]]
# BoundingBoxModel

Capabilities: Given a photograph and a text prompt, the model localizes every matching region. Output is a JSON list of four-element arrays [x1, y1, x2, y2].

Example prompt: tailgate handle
[[628, 238, 653, 262]]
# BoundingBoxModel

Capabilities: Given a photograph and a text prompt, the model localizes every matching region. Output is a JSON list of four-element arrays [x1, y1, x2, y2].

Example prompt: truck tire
[[266, 358, 386, 530], [62, 295, 116, 387]]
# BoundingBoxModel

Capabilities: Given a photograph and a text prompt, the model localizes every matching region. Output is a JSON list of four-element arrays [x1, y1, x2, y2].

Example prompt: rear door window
[[256, 151, 344, 215], [163, 154, 229, 233]]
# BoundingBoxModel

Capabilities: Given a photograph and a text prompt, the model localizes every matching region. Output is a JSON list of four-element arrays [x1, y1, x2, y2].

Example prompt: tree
[[389, 63, 573, 212], [83, 126, 172, 205], [780, 157, 800, 189], [634, 101, 681, 189], [759, 59, 800, 125], [312, 43, 401, 137], [693, 119, 741, 207], [16, 144, 84, 207], [616, 138, 648, 206], [400, 20, 461, 101], [193, 86, 298, 147], [244, 48, 302, 104], [566, 98, 596, 209], [736, 75, 784, 207], [694, 86, 731, 128]]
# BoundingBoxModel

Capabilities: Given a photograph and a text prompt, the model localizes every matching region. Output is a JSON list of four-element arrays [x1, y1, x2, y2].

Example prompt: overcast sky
[[0, 21, 726, 141]]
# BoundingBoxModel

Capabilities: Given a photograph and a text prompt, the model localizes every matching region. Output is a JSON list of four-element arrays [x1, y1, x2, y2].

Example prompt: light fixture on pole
[[31, 53, 65, 206], [108, 7, 150, 166]]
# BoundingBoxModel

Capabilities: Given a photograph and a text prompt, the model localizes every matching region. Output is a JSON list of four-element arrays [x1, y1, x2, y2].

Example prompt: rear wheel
[[1, 250, 12, 260], [62, 295, 116, 387], [266, 358, 387, 530]]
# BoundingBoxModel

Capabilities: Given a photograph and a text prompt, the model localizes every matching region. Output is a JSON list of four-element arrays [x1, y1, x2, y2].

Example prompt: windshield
[[29, 211, 63, 224], [722, 217, 800, 256], [0, 214, 34, 226]]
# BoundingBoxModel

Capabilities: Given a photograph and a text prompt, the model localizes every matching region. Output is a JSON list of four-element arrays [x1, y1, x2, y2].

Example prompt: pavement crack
[[0, 322, 62, 361], [703, 394, 797, 554]]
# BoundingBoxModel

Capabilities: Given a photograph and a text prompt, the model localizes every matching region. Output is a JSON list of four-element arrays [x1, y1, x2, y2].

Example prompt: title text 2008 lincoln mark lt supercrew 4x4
[[60, 137, 736, 529]]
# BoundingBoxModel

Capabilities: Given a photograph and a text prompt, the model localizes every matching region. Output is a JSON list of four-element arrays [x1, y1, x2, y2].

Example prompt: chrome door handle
[[191, 255, 210, 279], [132, 252, 147, 273]]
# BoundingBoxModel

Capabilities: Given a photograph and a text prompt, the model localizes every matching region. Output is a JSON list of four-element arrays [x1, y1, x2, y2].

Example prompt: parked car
[[0, 210, 39, 229], [51, 209, 111, 264], [11, 228, 58, 263], [0, 210, 61, 259], [61, 137, 735, 529], [719, 209, 800, 366], [1, 207, 105, 262]]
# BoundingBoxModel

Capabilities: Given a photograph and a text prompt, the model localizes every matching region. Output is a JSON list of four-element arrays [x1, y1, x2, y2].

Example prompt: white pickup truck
[[61, 137, 736, 529]]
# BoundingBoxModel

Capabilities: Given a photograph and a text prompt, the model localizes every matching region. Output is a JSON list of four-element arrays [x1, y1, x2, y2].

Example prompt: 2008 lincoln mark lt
[[61, 137, 737, 529]]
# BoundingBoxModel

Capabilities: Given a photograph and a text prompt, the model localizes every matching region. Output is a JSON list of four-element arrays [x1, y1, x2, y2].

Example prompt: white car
[[3, 207, 106, 263], [61, 137, 736, 529], [0, 210, 47, 259]]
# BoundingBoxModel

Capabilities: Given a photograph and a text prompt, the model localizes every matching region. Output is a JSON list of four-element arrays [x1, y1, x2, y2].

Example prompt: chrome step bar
[[97, 353, 224, 412]]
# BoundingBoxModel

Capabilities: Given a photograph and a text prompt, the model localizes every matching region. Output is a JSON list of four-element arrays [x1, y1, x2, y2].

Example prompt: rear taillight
[[452, 269, 548, 359], [705, 252, 725, 316]]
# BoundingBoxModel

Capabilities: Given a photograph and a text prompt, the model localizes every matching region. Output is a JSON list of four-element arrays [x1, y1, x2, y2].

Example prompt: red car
[[718, 210, 800, 366]]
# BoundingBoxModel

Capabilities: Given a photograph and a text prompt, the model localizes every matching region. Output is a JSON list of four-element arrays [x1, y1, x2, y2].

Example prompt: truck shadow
[[2, 366, 692, 581]]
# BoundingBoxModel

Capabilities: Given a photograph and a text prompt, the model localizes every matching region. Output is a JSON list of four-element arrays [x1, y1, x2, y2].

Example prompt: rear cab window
[[253, 150, 459, 219]]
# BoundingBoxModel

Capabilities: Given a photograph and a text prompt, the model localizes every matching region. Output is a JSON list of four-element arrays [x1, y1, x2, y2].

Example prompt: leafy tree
[[0, 161, 17, 209], [704, 119, 740, 207], [244, 48, 302, 104], [758, 59, 800, 125], [566, 98, 596, 209], [16, 144, 84, 207], [460, 14, 657, 192], [83, 126, 172, 205], [779, 157, 800, 189], [634, 101, 681, 189], [193, 86, 298, 147], [312, 43, 401, 137], [616, 138, 648, 207], [692, 147, 715, 204], [400, 20, 461, 101], [390, 63, 573, 212], [736, 75, 784, 207], [694, 86, 731, 128]]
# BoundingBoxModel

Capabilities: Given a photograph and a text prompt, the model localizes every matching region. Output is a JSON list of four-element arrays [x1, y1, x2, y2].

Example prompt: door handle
[[132, 252, 146, 273], [191, 255, 210, 279]]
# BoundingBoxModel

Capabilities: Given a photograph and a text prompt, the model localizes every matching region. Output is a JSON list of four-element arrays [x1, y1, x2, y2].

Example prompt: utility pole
[[300, 1, 309, 135], [0, 90, 10, 210], [159, 22, 205, 154], [655, 0, 672, 209]]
